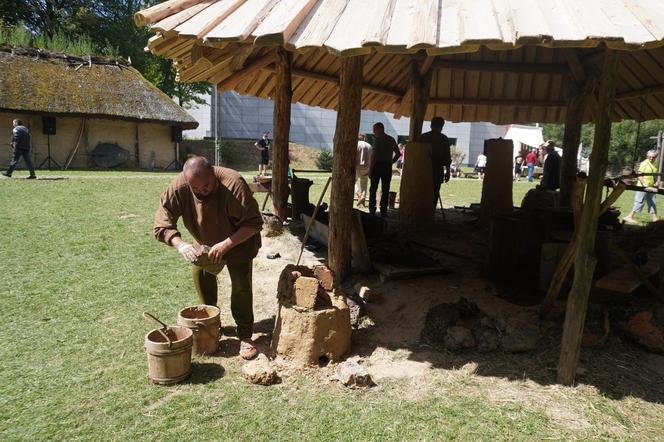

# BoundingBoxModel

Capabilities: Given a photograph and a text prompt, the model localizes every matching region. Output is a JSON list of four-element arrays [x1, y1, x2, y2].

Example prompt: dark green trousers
[[192, 260, 254, 339]]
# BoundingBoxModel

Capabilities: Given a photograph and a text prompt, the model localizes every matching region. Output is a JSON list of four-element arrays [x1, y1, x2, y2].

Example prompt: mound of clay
[[271, 265, 351, 367]]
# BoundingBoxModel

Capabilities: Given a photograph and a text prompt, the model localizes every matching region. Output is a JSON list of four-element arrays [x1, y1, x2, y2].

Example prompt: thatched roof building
[[0, 47, 197, 169], [0, 47, 197, 129]]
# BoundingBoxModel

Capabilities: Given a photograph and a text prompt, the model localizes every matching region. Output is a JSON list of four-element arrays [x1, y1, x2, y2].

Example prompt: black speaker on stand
[[166, 126, 183, 170], [38, 116, 61, 170]]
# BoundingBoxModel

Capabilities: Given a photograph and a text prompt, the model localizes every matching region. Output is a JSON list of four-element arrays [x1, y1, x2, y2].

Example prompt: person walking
[[2, 119, 36, 179], [254, 131, 270, 176], [623, 149, 660, 223], [475, 152, 487, 179], [421, 116, 451, 206], [526, 148, 538, 182], [514, 154, 524, 181], [368, 122, 399, 217], [355, 133, 372, 207], [154, 156, 263, 359]]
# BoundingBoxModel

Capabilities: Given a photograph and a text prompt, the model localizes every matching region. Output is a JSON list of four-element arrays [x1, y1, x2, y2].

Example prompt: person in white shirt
[[355, 133, 372, 207], [475, 152, 488, 179]]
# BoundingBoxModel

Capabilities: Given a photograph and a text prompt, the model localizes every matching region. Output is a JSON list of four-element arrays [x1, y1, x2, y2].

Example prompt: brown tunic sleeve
[[224, 174, 263, 232], [153, 179, 185, 246]]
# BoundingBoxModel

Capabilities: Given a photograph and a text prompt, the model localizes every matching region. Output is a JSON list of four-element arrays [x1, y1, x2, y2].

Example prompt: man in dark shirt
[[154, 156, 263, 359], [421, 117, 451, 205], [2, 119, 36, 179], [369, 122, 400, 217], [541, 140, 561, 191], [254, 131, 270, 176]]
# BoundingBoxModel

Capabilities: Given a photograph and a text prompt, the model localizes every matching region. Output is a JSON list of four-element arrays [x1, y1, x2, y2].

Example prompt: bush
[[316, 150, 333, 171]]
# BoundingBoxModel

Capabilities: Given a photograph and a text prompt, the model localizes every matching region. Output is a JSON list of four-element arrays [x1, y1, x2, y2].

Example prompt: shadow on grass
[[187, 362, 225, 384]]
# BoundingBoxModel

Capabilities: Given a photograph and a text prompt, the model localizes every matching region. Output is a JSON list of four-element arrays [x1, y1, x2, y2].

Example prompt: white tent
[[504, 125, 544, 158]]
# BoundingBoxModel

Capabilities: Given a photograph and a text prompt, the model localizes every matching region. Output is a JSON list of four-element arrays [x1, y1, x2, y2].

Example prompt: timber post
[[399, 58, 434, 231], [272, 47, 293, 221], [328, 55, 364, 284], [560, 75, 589, 207], [557, 49, 619, 385]]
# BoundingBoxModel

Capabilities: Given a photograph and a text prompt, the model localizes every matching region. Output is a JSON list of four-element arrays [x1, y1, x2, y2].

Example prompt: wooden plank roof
[[136, 0, 664, 124]]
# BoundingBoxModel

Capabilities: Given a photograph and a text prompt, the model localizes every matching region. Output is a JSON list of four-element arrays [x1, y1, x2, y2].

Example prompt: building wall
[[0, 113, 177, 170], [184, 90, 535, 167]]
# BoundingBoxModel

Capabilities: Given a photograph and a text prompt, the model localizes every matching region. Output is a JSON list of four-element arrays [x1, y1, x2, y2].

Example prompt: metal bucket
[[177, 305, 221, 356], [144, 325, 193, 385]]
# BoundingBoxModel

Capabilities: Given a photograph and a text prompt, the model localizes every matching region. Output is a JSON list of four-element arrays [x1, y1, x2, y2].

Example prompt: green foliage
[[315, 150, 333, 171], [450, 144, 465, 166]]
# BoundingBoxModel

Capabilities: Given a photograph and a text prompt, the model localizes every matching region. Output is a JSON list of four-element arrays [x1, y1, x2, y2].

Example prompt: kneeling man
[[154, 156, 263, 359]]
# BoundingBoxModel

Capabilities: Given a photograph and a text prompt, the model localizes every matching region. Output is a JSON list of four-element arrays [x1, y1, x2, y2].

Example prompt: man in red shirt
[[526, 148, 538, 182]]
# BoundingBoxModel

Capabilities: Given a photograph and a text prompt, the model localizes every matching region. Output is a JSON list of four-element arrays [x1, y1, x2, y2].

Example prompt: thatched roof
[[0, 47, 198, 129], [137, 0, 664, 124]]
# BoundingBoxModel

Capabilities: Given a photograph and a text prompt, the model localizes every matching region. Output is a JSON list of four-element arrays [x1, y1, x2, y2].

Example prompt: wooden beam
[[134, 0, 204, 26], [428, 97, 565, 107], [432, 59, 569, 75], [217, 52, 277, 91], [557, 49, 620, 386], [560, 76, 589, 207], [329, 55, 364, 284], [563, 49, 600, 118], [394, 56, 435, 119], [408, 59, 433, 142], [271, 47, 292, 221], [616, 83, 664, 100], [264, 65, 402, 98]]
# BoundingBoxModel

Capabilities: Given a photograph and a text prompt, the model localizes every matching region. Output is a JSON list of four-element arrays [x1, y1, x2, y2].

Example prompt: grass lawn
[[1, 170, 662, 440]]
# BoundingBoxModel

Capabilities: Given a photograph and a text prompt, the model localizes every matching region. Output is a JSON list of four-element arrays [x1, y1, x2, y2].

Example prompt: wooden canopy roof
[[137, 0, 664, 124]]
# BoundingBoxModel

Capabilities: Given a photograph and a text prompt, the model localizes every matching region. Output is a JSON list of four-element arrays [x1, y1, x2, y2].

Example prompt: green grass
[[0, 171, 662, 440]]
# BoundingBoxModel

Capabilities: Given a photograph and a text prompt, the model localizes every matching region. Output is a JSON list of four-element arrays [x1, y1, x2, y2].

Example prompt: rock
[[242, 354, 280, 385], [293, 276, 320, 309], [421, 303, 462, 345], [346, 295, 363, 328], [474, 326, 500, 352], [271, 291, 351, 367], [502, 316, 540, 352], [335, 361, 374, 387], [445, 326, 476, 351], [622, 310, 664, 353], [313, 265, 334, 291]]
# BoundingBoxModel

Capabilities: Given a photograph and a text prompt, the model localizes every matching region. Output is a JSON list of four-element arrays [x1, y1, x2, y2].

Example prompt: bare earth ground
[[210, 210, 664, 438]]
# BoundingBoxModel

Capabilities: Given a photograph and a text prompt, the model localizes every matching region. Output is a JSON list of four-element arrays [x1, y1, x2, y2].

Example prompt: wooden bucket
[[144, 326, 193, 385], [177, 305, 221, 356]]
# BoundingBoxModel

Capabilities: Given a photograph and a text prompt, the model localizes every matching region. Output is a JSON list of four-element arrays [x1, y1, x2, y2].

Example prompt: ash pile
[[421, 298, 541, 353]]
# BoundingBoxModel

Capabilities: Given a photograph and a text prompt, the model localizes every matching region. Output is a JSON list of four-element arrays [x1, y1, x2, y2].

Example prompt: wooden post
[[399, 59, 433, 231], [557, 49, 619, 385], [560, 76, 588, 207], [272, 47, 292, 220], [480, 138, 513, 225], [328, 55, 364, 284]]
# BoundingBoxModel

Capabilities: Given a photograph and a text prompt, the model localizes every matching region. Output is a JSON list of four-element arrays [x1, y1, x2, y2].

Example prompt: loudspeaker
[[171, 126, 182, 142], [42, 116, 56, 135]]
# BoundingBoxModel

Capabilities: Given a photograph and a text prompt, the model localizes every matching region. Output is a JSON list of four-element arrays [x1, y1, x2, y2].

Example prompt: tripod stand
[[38, 134, 61, 170]]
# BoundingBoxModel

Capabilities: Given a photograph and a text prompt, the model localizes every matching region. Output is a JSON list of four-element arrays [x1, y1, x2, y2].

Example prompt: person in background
[[254, 131, 270, 176], [475, 151, 487, 179], [396, 143, 405, 176], [623, 149, 659, 223], [540, 140, 561, 191], [355, 133, 372, 207], [369, 122, 400, 217], [154, 156, 263, 360], [2, 119, 36, 179], [421, 116, 451, 206], [514, 154, 524, 181], [526, 147, 538, 182]]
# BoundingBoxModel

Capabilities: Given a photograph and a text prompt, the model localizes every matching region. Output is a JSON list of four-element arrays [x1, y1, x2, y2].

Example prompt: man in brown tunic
[[154, 156, 263, 359]]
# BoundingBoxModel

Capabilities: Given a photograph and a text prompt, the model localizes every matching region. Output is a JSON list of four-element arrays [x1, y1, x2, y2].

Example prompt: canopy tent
[[137, 0, 664, 386], [504, 124, 545, 157]]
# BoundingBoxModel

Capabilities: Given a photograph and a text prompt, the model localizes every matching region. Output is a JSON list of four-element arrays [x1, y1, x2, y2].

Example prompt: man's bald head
[[183, 156, 216, 199]]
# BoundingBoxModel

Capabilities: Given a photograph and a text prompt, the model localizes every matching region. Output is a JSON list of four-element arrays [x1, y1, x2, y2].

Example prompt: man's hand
[[176, 242, 199, 262], [208, 239, 231, 264]]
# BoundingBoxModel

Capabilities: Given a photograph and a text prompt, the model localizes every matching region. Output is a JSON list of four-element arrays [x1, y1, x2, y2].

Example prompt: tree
[[316, 150, 333, 171]]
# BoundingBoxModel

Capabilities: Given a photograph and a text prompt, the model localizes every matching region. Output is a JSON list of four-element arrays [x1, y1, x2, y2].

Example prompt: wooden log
[[480, 139, 513, 225], [557, 49, 619, 386], [271, 47, 292, 221], [432, 59, 569, 75], [560, 76, 587, 207], [328, 55, 364, 284], [134, 0, 204, 26], [351, 209, 372, 273], [399, 60, 434, 232], [217, 52, 276, 91]]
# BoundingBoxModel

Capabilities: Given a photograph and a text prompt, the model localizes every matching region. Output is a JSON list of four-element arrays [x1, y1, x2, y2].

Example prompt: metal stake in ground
[[297, 176, 332, 266]]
